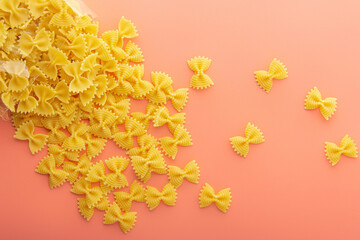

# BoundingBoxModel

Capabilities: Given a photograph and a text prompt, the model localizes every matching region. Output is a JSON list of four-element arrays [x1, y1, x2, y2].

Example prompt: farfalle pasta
[[304, 87, 337, 120], [168, 160, 200, 188], [187, 56, 214, 89], [145, 183, 177, 210], [199, 183, 231, 213], [114, 180, 145, 212], [325, 135, 358, 166], [159, 124, 192, 159], [254, 58, 288, 93], [1, 0, 202, 234], [230, 122, 264, 157]]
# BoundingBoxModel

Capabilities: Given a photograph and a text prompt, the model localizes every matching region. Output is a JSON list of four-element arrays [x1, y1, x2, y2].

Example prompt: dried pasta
[[230, 122, 264, 157], [168, 160, 200, 188], [104, 202, 137, 233], [187, 56, 214, 89], [199, 183, 231, 213], [159, 125, 192, 159], [254, 58, 288, 93], [304, 87, 337, 120], [114, 180, 145, 212], [325, 135, 358, 166], [145, 183, 177, 210]]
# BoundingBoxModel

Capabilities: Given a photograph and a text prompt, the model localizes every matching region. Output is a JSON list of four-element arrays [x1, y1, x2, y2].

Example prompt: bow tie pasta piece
[[37, 46, 70, 80], [230, 122, 264, 157], [121, 41, 144, 64], [56, 35, 86, 59], [325, 135, 358, 166], [49, 0, 75, 27], [114, 180, 145, 212], [42, 117, 67, 145], [71, 176, 104, 207], [159, 125, 192, 159], [103, 157, 129, 189], [14, 121, 48, 154], [0, 0, 29, 28], [62, 122, 89, 151], [145, 183, 177, 210], [199, 183, 231, 213], [54, 80, 70, 104], [3, 60, 29, 92], [168, 160, 200, 188], [33, 85, 56, 116], [118, 16, 138, 46], [18, 28, 51, 57], [48, 144, 79, 167], [166, 86, 189, 112], [187, 56, 214, 89], [146, 72, 173, 104], [89, 108, 117, 138], [131, 146, 167, 183], [86, 161, 106, 183], [103, 95, 130, 125], [35, 155, 69, 189], [63, 154, 91, 183], [78, 195, 109, 221], [84, 133, 107, 159], [112, 64, 135, 96], [63, 61, 92, 93], [127, 133, 159, 158], [304, 87, 337, 120], [104, 202, 137, 234], [254, 58, 288, 93], [153, 106, 186, 133], [28, 0, 50, 19], [130, 103, 160, 130], [128, 65, 153, 99], [113, 118, 146, 150]]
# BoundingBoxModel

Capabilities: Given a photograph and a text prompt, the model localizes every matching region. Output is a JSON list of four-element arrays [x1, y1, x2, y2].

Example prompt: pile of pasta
[[0, 0, 213, 233]]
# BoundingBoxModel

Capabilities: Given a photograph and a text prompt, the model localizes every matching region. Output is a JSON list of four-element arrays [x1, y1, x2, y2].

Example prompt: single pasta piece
[[77, 195, 109, 221], [254, 58, 288, 93], [114, 180, 146, 212], [14, 121, 48, 154], [230, 122, 264, 157], [159, 125, 192, 159], [304, 87, 337, 120], [145, 183, 177, 210], [199, 183, 231, 213], [325, 135, 358, 166], [187, 56, 214, 89], [168, 160, 200, 188], [35, 155, 69, 189], [103, 202, 137, 234]]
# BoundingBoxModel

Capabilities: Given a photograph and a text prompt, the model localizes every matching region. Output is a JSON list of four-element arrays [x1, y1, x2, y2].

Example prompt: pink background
[[2, 0, 360, 239]]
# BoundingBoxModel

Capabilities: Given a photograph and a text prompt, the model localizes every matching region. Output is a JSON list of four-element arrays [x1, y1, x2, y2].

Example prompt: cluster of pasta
[[0, 0, 213, 233]]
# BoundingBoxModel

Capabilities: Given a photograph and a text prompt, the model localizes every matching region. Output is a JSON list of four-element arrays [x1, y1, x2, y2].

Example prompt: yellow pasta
[[78, 195, 109, 221], [187, 56, 214, 89], [89, 108, 117, 138], [304, 87, 337, 120], [130, 103, 159, 130], [126, 134, 159, 158], [114, 180, 145, 212], [199, 183, 231, 213], [18, 28, 51, 56], [131, 147, 167, 183], [103, 157, 129, 189], [14, 121, 48, 154], [71, 176, 103, 207], [33, 85, 56, 116], [145, 183, 177, 210], [129, 65, 153, 99], [153, 106, 186, 133], [37, 46, 70, 80], [159, 125, 192, 159], [62, 122, 89, 151], [325, 135, 358, 166], [104, 202, 137, 234], [168, 160, 200, 188], [230, 122, 264, 157], [113, 118, 146, 150], [48, 144, 79, 167], [35, 155, 69, 189], [56, 35, 86, 59], [84, 134, 107, 159], [63, 61, 92, 93], [63, 154, 91, 184], [146, 72, 173, 104], [0, 0, 29, 28], [254, 58, 288, 93]]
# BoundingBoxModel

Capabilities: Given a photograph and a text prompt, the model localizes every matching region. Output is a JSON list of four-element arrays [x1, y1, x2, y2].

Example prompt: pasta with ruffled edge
[[254, 58, 288, 93], [325, 135, 358, 166], [304, 87, 337, 120], [145, 183, 177, 210], [187, 56, 214, 89], [199, 183, 231, 213], [230, 122, 264, 157], [168, 160, 200, 188]]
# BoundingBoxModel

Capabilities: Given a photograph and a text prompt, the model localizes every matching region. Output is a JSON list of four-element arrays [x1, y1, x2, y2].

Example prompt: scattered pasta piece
[[187, 56, 213, 89], [114, 181, 146, 212], [254, 58, 288, 93], [78, 195, 109, 221], [145, 183, 177, 210], [35, 155, 68, 189], [325, 135, 358, 166], [168, 160, 200, 188], [14, 121, 48, 154], [305, 87, 337, 120], [104, 202, 137, 234], [199, 183, 231, 213], [153, 106, 186, 133], [230, 122, 264, 157], [159, 125, 192, 159]]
